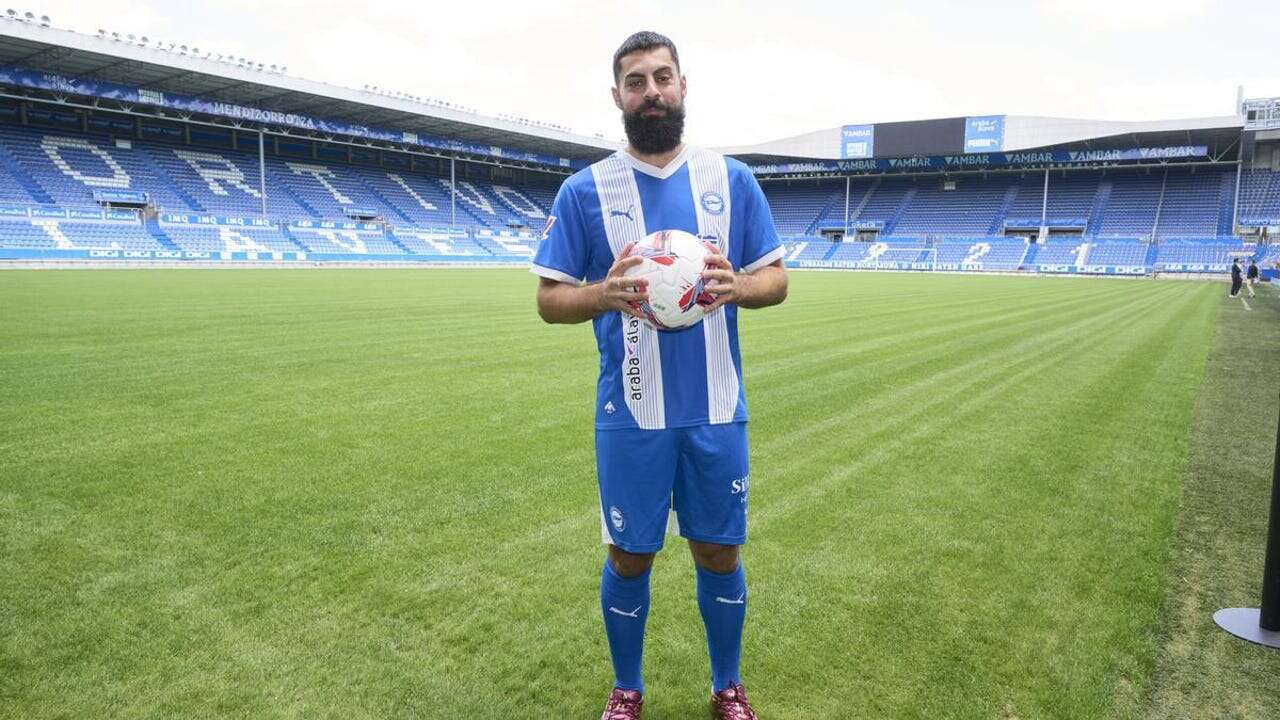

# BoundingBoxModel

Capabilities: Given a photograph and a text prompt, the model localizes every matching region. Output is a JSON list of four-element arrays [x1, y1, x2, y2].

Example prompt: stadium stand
[[1239, 168, 1280, 221], [935, 238, 1028, 270], [4, 21, 1279, 278], [1084, 239, 1149, 266], [1031, 239, 1088, 267], [892, 176, 1016, 236], [0, 113, 1278, 275], [1153, 237, 1251, 270], [0, 123, 557, 231]]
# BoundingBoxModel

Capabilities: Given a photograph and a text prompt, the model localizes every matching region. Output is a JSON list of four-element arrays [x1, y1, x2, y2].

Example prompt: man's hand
[[699, 250, 788, 312], [699, 251, 745, 312], [598, 243, 649, 319], [536, 242, 651, 324]]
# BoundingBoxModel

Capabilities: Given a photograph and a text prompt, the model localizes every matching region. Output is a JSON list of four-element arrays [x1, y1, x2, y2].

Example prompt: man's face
[[613, 46, 687, 155]]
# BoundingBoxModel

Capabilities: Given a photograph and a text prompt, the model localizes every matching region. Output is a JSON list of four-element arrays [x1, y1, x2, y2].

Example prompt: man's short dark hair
[[613, 31, 680, 84]]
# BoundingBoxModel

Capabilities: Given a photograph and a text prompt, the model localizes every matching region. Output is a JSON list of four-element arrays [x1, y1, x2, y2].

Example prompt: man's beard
[[623, 99, 685, 155]]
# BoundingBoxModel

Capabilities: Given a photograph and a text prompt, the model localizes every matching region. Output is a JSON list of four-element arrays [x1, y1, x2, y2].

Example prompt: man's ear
[[612, 85, 623, 111]]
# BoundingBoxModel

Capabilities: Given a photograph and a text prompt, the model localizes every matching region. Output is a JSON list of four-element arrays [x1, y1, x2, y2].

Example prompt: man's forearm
[[538, 280, 605, 324], [735, 263, 788, 309]]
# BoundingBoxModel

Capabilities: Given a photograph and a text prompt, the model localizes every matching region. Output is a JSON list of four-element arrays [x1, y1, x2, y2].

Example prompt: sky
[[24, 0, 1280, 148]]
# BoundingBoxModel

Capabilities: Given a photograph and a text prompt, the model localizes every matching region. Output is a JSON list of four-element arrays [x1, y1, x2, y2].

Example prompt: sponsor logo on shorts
[[730, 475, 749, 504]]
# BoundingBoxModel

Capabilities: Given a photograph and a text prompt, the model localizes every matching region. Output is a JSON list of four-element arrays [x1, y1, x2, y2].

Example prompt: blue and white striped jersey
[[531, 146, 783, 430]]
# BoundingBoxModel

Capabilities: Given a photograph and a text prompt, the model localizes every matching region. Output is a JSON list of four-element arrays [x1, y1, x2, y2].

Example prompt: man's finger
[[612, 277, 647, 292], [703, 253, 732, 270], [610, 256, 645, 275], [617, 258, 646, 274], [616, 288, 649, 302]]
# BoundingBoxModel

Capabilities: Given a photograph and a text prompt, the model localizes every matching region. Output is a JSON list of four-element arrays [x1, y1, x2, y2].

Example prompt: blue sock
[[601, 559, 651, 693], [695, 563, 747, 693]]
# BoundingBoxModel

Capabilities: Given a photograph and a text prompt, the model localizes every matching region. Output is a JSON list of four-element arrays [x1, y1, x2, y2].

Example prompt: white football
[[622, 229, 718, 330]]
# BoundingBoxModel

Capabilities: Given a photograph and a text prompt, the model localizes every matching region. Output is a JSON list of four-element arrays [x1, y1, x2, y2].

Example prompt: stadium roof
[[718, 115, 1246, 164], [0, 19, 619, 166], [0, 19, 1253, 173]]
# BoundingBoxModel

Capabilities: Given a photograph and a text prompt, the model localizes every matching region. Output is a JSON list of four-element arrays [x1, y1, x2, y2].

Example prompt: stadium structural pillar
[[844, 176, 850, 239], [1233, 160, 1243, 233], [1213, 392, 1280, 649], [1041, 169, 1049, 228], [258, 130, 268, 218], [450, 157, 457, 227]]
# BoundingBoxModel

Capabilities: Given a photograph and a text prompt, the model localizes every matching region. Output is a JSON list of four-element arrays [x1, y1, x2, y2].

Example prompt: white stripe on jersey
[[688, 149, 740, 425], [592, 153, 666, 430]]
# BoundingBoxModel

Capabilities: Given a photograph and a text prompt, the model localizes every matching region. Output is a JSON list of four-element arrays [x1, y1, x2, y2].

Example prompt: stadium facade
[[0, 16, 1277, 276]]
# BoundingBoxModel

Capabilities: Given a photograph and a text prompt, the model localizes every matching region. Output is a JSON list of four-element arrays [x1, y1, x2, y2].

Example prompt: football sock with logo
[[695, 562, 746, 693], [601, 558, 651, 693]]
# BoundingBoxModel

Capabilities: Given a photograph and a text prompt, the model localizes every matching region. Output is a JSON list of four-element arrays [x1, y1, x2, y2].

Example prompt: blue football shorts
[[595, 421, 750, 553]]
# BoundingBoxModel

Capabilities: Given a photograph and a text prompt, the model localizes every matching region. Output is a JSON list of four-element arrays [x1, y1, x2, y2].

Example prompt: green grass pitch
[[1, 269, 1278, 719]]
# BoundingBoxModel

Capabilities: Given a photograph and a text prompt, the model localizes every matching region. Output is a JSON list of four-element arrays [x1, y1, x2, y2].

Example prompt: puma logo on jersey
[[609, 204, 635, 221]]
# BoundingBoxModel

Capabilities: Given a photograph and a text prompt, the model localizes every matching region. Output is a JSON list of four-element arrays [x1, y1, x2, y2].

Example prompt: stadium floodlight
[[23, 11, 32, 20], [39, 15, 48, 26], [140, 36, 149, 44]]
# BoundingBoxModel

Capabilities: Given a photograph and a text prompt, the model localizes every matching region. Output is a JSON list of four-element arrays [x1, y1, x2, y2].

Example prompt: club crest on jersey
[[540, 214, 557, 240], [700, 191, 725, 216], [610, 506, 626, 532]]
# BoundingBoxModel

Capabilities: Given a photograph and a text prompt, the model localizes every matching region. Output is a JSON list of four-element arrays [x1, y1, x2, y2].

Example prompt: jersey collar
[[617, 145, 693, 180]]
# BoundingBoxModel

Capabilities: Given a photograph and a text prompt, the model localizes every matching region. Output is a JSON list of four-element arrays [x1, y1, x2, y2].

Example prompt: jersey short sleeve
[[530, 181, 590, 284], [735, 168, 784, 272]]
